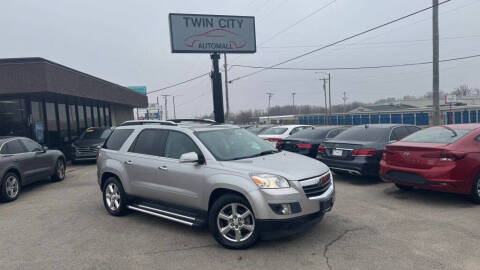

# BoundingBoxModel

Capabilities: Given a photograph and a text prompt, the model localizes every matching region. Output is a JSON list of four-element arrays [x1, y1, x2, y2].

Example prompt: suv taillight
[[96, 152, 100, 159], [352, 149, 376, 157], [318, 146, 325, 153]]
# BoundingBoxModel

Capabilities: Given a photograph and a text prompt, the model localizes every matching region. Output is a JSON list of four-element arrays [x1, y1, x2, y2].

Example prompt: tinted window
[[80, 128, 112, 140], [0, 144, 6, 154], [21, 139, 42, 152], [260, 127, 288, 135], [390, 127, 409, 141], [104, 129, 133, 150], [333, 126, 389, 142], [164, 131, 201, 159], [406, 126, 420, 134], [130, 129, 168, 157], [402, 127, 471, 143], [326, 128, 344, 139], [4, 140, 27, 154], [289, 129, 329, 139]]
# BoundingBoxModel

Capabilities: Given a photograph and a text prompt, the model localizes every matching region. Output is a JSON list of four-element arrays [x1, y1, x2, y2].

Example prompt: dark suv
[[71, 127, 113, 163]]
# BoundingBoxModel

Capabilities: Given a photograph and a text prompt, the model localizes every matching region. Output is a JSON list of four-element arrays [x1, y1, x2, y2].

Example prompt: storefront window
[[69, 104, 78, 139], [78, 105, 86, 131], [31, 101, 45, 143], [0, 98, 27, 137], [99, 105, 105, 127], [45, 102, 59, 147], [93, 104, 99, 127], [85, 105, 92, 127], [105, 106, 111, 126], [58, 103, 69, 143]]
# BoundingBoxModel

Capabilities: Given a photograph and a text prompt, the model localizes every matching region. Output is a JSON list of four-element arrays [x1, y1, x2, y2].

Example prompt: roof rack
[[167, 119, 217, 124], [119, 120, 177, 126]]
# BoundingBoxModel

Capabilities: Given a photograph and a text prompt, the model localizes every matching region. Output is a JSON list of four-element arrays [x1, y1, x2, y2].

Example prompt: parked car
[[277, 126, 346, 158], [318, 124, 420, 176], [258, 125, 314, 147], [71, 127, 113, 163], [380, 124, 480, 203], [97, 121, 334, 249], [245, 125, 274, 135], [0, 137, 66, 202]]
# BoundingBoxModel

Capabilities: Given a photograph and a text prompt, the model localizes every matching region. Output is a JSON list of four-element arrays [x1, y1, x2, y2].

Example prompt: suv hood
[[73, 138, 105, 147], [219, 151, 329, 180]]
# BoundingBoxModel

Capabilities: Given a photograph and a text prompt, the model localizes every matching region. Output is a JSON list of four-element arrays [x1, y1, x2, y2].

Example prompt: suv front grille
[[300, 173, 332, 198], [76, 147, 99, 154]]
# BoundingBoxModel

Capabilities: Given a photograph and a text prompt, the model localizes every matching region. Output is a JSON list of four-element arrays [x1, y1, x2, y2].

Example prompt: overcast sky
[[1, 0, 480, 118]]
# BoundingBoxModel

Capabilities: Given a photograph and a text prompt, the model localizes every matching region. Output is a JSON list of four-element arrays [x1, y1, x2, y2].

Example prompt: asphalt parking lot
[[1, 163, 479, 270]]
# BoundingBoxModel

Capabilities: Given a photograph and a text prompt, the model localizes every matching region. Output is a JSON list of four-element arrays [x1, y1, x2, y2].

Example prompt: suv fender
[[203, 174, 263, 218], [99, 159, 131, 193]]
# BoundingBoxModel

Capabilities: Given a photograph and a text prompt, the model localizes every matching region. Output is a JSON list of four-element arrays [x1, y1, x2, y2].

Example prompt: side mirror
[[179, 152, 199, 163], [42, 146, 49, 152]]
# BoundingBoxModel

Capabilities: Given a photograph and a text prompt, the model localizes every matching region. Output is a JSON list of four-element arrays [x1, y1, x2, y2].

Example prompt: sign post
[[169, 13, 256, 123], [444, 95, 457, 124]]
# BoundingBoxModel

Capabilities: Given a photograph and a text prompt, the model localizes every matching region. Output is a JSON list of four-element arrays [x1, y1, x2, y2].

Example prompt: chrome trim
[[330, 167, 362, 175], [299, 171, 331, 187], [326, 147, 354, 151], [307, 182, 335, 200], [134, 204, 196, 221], [127, 205, 194, 226]]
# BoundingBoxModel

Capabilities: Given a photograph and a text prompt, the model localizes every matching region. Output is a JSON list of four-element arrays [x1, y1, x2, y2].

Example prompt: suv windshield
[[260, 127, 288, 135], [80, 128, 112, 140], [401, 127, 471, 143], [195, 128, 276, 161], [333, 126, 388, 142]]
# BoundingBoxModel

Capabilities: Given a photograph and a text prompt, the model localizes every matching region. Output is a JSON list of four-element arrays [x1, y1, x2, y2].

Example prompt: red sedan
[[380, 124, 480, 203]]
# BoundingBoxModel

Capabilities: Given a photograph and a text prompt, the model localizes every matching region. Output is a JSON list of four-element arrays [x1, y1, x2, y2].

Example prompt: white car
[[258, 125, 314, 147]]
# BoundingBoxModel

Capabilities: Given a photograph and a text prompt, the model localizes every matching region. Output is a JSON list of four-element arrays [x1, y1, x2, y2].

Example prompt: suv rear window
[[333, 126, 389, 142], [104, 129, 133, 150], [401, 127, 471, 143]]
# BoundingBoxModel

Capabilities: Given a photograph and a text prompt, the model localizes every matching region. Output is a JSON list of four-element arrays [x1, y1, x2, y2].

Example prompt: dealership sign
[[444, 95, 457, 104], [169, 13, 256, 53]]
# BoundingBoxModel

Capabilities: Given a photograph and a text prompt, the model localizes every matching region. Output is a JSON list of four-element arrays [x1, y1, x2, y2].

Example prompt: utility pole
[[291, 92, 296, 113], [161, 94, 170, 120], [223, 53, 230, 122], [342, 91, 348, 113], [328, 73, 332, 115], [321, 78, 328, 124], [172, 96, 177, 119], [266, 92, 274, 123], [432, 0, 440, 125]]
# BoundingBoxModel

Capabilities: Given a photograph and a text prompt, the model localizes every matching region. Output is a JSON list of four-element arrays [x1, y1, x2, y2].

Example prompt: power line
[[230, 53, 480, 71], [229, 0, 452, 83], [147, 72, 210, 94]]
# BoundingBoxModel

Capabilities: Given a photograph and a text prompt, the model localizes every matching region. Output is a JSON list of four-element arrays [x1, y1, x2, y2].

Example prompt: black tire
[[51, 158, 66, 182], [102, 177, 128, 216], [208, 194, 259, 249], [470, 175, 480, 204], [395, 183, 414, 191], [0, 172, 21, 202]]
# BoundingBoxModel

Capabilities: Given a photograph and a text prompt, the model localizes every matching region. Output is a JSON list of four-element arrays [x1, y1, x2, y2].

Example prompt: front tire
[[209, 194, 259, 249], [52, 158, 66, 182], [470, 175, 480, 204], [102, 177, 128, 216], [0, 172, 21, 202]]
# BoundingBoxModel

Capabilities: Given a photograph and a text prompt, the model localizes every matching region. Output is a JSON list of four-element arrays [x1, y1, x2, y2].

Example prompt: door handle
[[158, 165, 168, 171], [125, 160, 133, 165]]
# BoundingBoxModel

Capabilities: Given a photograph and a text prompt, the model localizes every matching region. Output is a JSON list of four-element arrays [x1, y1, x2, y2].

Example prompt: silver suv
[[97, 120, 335, 249]]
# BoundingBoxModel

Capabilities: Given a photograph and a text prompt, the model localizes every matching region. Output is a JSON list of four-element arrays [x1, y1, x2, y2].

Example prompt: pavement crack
[[142, 243, 217, 255], [323, 227, 364, 270]]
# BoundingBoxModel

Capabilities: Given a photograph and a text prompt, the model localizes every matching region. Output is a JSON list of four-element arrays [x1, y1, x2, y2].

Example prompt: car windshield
[[332, 126, 388, 142], [401, 127, 471, 143], [260, 127, 288, 135], [245, 126, 264, 134], [80, 128, 112, 140], [195, 128, 277, 161]]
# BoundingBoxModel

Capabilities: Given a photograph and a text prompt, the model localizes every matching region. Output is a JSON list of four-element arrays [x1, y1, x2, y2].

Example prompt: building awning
[[0, 57, 148, 108]]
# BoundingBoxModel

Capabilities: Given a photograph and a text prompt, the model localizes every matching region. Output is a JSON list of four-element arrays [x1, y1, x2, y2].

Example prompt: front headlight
[[250, 174, 290, 189]]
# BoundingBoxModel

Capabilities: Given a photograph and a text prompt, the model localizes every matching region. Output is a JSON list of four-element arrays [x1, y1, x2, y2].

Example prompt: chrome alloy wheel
[[105, 183, 121, 211], [57, 161, 65, 179], [5, 175, 19, 198], [217, 203, 255, 243]]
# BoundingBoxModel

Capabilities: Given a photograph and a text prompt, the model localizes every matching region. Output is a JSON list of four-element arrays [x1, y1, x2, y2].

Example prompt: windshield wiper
[[440, 125, 458, 137], [227, 150, 279, 161]]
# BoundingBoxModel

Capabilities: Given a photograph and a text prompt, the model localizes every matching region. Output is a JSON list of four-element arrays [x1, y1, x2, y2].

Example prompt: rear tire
[[209, 194, 259, 249], [395, 183, 414, 191], [0, 172, 21, 202], [470, 175, 480, 204], [102, 177, 128, 216], [52, 158, 66, 182]]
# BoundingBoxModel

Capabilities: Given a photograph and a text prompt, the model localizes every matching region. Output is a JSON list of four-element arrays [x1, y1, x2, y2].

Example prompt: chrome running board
[[127, 203, 195, 226]]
